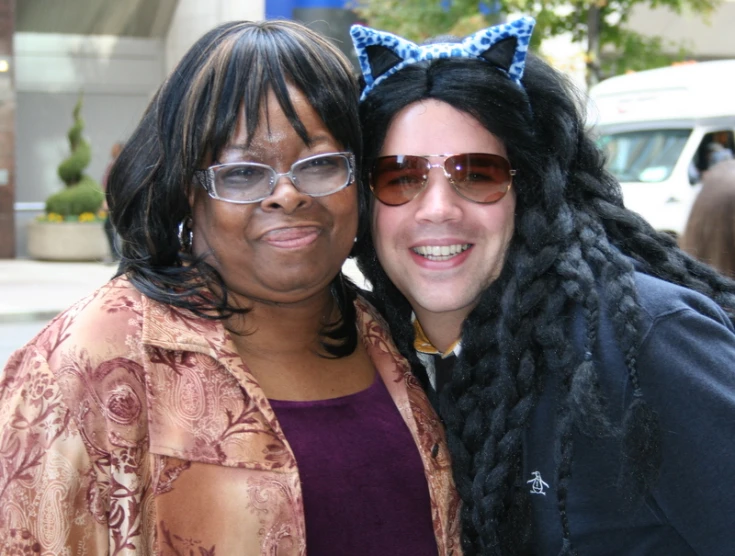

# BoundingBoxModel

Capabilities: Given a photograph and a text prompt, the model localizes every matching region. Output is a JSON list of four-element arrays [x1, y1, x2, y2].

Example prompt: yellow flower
[[46, 212, 64, 222], [78, 212, 96, 222]]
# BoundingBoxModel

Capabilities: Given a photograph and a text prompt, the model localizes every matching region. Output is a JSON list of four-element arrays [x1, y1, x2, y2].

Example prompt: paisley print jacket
[[0, 277, 461, 555]]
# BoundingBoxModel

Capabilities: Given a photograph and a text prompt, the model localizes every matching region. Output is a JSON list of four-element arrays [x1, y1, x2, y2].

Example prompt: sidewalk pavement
[[0, 258, 369, 368], [0, 258, 370, 322], [0, 259, 118, 322]]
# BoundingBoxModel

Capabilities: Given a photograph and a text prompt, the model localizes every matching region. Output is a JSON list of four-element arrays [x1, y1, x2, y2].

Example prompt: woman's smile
[[261, 225, 322, 249]]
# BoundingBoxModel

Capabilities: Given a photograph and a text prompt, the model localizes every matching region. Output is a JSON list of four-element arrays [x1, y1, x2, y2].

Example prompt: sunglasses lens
[[446, 153, 512, 204], [370, 156, 429, 206]]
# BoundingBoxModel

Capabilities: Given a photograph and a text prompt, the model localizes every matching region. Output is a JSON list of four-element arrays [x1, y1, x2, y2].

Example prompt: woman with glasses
[[0, 21, 460, 555], [351, 18, 735, 555]]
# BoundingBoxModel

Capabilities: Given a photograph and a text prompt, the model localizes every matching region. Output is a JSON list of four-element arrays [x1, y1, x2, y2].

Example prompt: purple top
[[270, 374, 439, 556]]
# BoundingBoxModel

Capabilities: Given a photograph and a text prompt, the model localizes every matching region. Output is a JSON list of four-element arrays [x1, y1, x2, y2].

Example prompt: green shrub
[[45, 92, 104, 219], [57, 95, 92, 187], [57, 140, 91, 185], [45, 179, 104, 217]]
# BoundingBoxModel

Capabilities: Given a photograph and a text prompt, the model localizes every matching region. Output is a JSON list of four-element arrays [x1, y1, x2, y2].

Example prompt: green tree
[[350, 0, 719, 85]]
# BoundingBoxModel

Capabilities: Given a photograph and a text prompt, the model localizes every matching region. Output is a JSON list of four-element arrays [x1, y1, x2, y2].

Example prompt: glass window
[[597, 129, 691, 183]]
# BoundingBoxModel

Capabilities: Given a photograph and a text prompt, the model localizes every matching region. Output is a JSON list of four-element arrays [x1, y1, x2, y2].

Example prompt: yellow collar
[[413, 317, 460, 358]]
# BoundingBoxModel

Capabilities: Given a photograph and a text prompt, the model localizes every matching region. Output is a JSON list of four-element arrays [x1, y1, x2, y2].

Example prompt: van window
[[598, 129, 691, 183]]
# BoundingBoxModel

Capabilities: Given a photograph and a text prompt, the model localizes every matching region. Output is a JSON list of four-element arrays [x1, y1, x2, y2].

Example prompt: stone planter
[[27, 220, 111, 261]]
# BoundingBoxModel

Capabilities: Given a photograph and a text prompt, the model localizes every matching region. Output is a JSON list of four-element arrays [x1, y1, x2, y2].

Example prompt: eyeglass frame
[[369, 152, 517, 206], [194, 151, 356, 205]]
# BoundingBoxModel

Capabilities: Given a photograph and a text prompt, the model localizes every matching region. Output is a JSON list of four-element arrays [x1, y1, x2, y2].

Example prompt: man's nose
[[413, 167, 463, 223]]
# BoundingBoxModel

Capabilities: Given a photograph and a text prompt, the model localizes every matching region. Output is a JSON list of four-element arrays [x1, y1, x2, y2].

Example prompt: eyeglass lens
[[370, 153, 513, 206], [212, 153, 351, 203]]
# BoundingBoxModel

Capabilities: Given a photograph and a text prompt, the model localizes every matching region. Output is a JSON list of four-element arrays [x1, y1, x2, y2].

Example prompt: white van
[[587, 60, 735, 236]]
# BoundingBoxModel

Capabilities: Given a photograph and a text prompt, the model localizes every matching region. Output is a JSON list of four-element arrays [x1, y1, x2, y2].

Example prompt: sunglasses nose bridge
[[419, 162, 465, 207], [424, 160, 453, 182]]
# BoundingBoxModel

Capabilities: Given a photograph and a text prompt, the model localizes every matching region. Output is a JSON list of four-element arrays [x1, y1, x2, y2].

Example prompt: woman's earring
[[178, 216, 193, 253]]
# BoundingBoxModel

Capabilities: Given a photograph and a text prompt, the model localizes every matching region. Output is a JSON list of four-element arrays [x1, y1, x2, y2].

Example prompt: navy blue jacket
[[525, 272, 735, 555]]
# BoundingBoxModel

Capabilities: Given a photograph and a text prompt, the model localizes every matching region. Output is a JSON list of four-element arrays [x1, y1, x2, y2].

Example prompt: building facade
[[3, 0, 358, 258]]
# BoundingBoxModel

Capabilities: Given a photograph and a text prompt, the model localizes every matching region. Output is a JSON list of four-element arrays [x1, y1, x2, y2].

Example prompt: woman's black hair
[[107, 20, 363, 357], [355, 52, 735, 554]]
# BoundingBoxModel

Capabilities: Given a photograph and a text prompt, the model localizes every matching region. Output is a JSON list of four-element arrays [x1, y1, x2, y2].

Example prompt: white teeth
[[412, 244, 470, 261]]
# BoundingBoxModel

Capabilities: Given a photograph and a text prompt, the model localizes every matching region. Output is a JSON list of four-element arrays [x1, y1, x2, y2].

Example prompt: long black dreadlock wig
[[354, 52, 735, 555]]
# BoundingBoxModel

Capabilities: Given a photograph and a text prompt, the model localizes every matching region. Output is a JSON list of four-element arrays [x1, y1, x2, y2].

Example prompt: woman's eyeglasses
[[195, 152, 355, 204], [369, 153, 516, 206]]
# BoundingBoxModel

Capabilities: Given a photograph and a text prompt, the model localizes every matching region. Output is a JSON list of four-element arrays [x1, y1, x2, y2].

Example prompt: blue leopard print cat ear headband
[[350, 16, 536, 101]]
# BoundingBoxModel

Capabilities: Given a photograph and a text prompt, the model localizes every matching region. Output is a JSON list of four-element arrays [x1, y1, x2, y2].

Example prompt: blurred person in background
[[706, 142, 734, 169], [352, 17, 735, 556], [0, 20, 460, 555], [680, 159, 735, 279]]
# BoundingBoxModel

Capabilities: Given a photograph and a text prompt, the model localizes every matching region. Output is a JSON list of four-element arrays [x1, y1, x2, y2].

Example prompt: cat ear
[[479, 36, 517, 72], [364, 45, 404, 81], [461, 17, 535, 82], [350, 26, 419, 92]]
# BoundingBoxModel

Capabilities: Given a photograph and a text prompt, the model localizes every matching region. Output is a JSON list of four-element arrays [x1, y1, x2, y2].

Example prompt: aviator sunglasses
[[369, 153, 516, 206]]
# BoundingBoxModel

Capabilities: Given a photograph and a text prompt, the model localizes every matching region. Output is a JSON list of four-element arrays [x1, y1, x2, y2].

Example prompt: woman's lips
[[262, 226, 321, 248]]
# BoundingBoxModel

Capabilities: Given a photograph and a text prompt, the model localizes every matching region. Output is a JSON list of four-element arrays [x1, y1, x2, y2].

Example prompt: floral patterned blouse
[[0, 276, 461, 555]]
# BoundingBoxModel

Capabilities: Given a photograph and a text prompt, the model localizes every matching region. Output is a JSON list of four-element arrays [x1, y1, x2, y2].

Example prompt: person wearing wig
[[0, 21, 461, 554], [351, 16, 735, 556]]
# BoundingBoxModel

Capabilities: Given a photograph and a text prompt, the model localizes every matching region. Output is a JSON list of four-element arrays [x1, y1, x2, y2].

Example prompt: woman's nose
[[261, 175, 311, 213]]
